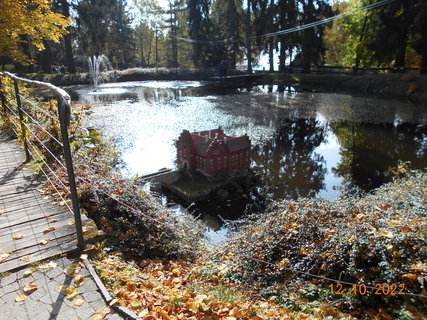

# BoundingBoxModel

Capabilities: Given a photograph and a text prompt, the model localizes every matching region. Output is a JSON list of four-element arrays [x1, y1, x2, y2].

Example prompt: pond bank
[[262, 72, 427, 104], [24, 69, 427, 104]]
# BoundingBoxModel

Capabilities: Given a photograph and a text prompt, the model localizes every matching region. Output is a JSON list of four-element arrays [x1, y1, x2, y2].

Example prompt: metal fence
[[0, 72, 84, 249]]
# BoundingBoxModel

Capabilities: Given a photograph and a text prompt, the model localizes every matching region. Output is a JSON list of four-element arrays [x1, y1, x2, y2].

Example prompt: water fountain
[[87, 55, 111, 90]]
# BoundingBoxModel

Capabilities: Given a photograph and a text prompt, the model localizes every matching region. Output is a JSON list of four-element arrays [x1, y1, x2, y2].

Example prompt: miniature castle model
[[176, 127, 251, 178]]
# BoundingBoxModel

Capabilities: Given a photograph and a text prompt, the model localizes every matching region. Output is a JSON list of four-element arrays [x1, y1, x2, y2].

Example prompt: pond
[[71, 81, 427, 241]]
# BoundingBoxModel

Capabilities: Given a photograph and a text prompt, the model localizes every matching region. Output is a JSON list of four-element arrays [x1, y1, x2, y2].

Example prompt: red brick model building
[[176, 127, 251, 178]]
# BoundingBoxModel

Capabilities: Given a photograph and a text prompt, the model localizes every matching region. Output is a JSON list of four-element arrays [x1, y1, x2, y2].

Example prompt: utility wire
[[171, 0, 397, 44]]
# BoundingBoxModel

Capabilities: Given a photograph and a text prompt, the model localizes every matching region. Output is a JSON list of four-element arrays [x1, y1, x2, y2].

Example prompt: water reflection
[[72, 80, 427, 222], [252, 118, 327, 199], [331, 121, 427, 193]]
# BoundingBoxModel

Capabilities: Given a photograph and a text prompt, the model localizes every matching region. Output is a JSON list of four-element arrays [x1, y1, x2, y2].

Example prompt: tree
[[133, 0, 163, 66], [277, 0, 298, 72], [187, 0, 212, 68], [0, 0, 69, 65], [108, 0, 134, 68], [298, 0, 332, 72], [213, 0, 244, 69], [75, 0, 116, 57], [59, 0, 76, 73]]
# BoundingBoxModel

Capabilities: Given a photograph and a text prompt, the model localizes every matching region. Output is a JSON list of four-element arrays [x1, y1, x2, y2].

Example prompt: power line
[[171, 0, 397, 44]]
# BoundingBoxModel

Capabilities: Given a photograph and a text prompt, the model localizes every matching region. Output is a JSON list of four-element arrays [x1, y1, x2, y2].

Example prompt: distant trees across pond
[[1, 0, 426, 74]]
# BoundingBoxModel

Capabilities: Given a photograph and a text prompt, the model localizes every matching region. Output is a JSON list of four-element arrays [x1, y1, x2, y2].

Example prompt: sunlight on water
[[74, 81, 427, 202]]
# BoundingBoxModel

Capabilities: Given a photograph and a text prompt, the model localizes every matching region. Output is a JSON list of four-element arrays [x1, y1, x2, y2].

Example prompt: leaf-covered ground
[[89, 166, 426, 319]]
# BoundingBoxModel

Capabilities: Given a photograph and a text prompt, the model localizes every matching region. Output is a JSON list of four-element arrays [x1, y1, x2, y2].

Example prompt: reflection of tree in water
[[331, 121, 427, 193], [252, 118, 327, 200]]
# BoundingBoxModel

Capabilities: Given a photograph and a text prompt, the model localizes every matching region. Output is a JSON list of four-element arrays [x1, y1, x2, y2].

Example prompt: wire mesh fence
[[0, 72, 84, 249]]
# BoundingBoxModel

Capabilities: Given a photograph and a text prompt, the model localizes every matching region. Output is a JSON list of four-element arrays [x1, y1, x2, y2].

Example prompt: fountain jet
[[87, 55, 111, 90]]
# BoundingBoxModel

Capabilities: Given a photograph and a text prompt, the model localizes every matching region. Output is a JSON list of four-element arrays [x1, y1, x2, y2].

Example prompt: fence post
[[0, 78, 7, 118], [57, 96, 85, 250], [13, 80, 30, 162]]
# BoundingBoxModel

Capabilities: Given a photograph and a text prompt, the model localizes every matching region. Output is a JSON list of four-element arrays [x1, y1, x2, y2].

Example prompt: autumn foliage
[[0, 0, 69, 64]]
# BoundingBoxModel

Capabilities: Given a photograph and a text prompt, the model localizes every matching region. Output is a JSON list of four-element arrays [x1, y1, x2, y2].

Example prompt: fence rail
[[0, 72, 84, 249], [285, 66, 427, 74]]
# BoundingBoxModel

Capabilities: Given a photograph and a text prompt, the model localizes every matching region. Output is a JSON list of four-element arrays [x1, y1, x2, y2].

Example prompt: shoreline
[[22, 69, 427, 104]]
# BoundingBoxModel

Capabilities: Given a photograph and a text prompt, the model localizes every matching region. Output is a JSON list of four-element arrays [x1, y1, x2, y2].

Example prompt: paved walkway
[[0, 133, 79, 273], [0, 133, 125, 319], [0, 256, 124, 320]]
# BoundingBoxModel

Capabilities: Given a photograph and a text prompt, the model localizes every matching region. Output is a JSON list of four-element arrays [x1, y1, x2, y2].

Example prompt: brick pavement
[[0, 256, 125, 320]]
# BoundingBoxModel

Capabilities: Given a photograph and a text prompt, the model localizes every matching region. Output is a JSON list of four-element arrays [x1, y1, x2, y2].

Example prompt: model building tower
[[176, 127, 251, 178]]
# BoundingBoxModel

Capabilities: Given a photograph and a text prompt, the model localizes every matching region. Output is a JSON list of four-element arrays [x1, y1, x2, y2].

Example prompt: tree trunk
[[279, 38, 286, 72], [268, 0, 274, 72], [246, 0, 252, 73], [40, 41, 52, 73], [60, 0, 76, 73]]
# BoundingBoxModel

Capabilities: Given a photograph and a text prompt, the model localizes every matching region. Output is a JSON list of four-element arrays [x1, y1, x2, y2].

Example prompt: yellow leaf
[[66, 287, 78, 300], [189, 301, 200, 313], [0, 252, 11, 262], [0, 209, 5, 215], [23, 283, 38, 295], [379, 229, 394, 239], [109, 298, 119, 306], [20, 256, 30, 263], [172, 268, 181, 276], [93, 307, 111, 320], [13, 234, 24, 240], [299, 248, 308, 256], [40, 238, 51, 245], [43, 226, 56, 233], [23, 267, 36, 277], [277, 258, 290, 270], [15, 294, 27, 302], [138, 309, 149, 317], [129, 299, 142, 309], [65, 263, 81, 276], [74, 298, 84, 306], [74, 275, 84, 287], [38, 261, 57, 271]]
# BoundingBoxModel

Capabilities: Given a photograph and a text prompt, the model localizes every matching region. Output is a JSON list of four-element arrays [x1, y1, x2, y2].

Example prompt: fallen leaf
[[13, 234, 24, 240], [15, 294, 27, 302], [66, 287, 78, 300], [138, 309, 149, 317], [23, 283, 38, 295], [0, 209, 5, 215], [195, 294, 208, 303], [49, 219, 58, 223], [109, 298, 119, 306], [43, 226, 56, 233], [80, 254, 88, 260], [74, 298, 84, 306], [172, 268, 181, 276], [129, 299, 142, 309], [289, 203, 296, 211], [20, 256, 30, 263], [67, 221, 75, 226], [23, 267, 36, 277], [40, 238, 51, 245], [379, 229, 394, 239], [65, 263, 82, 276], [38, 261, 58, 271], [277, 258, 289, 270], [74, 275, 84, 287], [93, 307, 111, 320], [0, 252, 11, 262]]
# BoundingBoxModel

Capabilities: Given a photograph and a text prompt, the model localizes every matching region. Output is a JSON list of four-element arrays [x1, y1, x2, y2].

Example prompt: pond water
[[71, 81, 427, 241]]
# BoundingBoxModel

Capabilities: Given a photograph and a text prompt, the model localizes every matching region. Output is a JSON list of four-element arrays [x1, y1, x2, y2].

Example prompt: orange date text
[[329, 283, 405, 295]]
